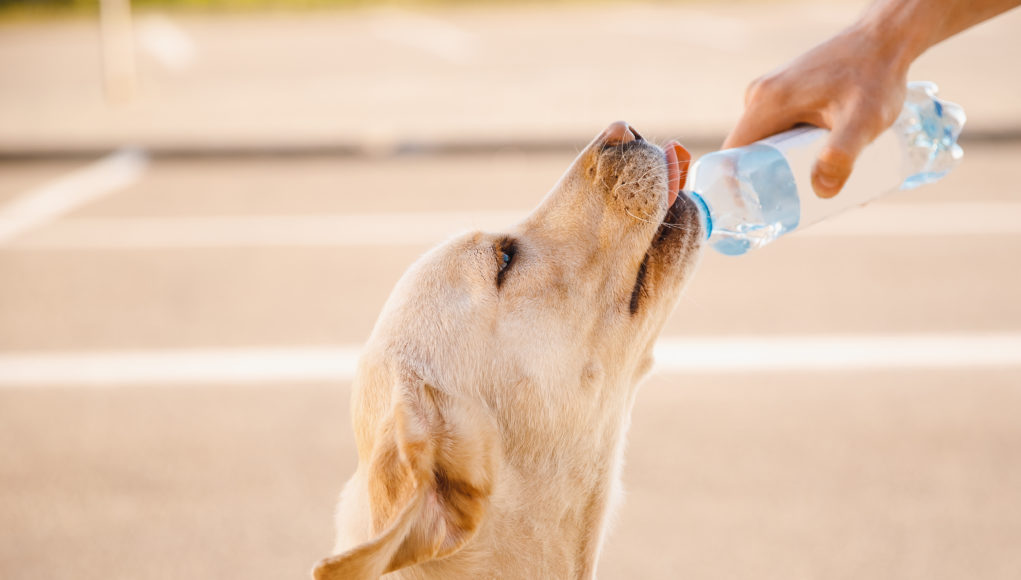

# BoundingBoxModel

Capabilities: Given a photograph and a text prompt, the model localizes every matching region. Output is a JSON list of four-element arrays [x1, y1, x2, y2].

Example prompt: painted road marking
[[0, 347, 359, 387], [0, 149, 148, 245], [7, 202, 1021, 249], [8, 211, 524, 249], [794, 202, 1021, 238], [1, 333, 1019, 387], [653, 334, 1021, 373]]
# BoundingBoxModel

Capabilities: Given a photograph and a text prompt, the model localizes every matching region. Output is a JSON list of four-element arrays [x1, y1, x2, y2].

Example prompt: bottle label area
[[760, 126, 905, 229]]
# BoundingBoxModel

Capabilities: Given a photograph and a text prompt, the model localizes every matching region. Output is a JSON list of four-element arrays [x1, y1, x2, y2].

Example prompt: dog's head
[[314, 122, 704, 579]]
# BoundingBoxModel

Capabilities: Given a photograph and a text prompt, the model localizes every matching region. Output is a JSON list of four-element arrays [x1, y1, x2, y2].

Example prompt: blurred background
[[1, 1, 1020, 579]]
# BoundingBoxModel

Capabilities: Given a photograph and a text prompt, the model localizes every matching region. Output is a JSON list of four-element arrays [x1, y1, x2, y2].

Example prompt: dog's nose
[[601, 121, 640, 146]]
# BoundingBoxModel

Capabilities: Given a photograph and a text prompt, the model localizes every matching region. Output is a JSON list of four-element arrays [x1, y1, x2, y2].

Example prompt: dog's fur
[[313, 124, 704, 579]]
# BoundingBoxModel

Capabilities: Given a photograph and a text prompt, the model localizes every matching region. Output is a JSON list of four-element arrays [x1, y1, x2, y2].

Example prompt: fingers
[[723, 76, 804, 150], [725, 56, 903, 198], [810, 123, 874, 198], [723, 109, 800, 150], [728, 91, 887, 199]]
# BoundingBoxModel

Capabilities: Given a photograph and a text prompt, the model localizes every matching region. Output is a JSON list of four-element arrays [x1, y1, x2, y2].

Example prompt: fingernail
[[813, 170, 843, 198], [817, 172, 840, 190]]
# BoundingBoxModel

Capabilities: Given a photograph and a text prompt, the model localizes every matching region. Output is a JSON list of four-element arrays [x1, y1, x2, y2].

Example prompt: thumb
[[811, 124, 873, 199]]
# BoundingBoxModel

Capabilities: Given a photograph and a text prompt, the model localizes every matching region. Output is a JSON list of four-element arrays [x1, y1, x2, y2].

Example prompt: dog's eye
[[497, 241, 516, 287]]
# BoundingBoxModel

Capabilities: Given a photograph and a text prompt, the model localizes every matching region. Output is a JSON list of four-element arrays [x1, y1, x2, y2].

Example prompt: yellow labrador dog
[[313, 121, 703, 579]]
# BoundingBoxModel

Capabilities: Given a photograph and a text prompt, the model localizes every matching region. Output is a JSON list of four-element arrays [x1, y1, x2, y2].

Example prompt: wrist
[[853, 0, 935, 73]]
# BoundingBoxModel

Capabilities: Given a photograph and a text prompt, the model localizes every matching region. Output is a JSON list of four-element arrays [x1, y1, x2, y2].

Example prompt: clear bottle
[[686, 82, 966, 256]]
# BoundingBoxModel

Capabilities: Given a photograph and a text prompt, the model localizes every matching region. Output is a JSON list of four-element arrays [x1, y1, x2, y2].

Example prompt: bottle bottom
[[710, 221, 791, 256]]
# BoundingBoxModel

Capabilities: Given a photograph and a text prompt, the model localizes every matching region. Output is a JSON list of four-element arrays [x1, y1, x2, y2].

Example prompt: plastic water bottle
[[686, 82, 966, 256]]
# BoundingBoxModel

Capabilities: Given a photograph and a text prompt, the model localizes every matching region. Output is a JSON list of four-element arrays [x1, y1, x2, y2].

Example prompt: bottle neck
[[686, 190, 713, 240]]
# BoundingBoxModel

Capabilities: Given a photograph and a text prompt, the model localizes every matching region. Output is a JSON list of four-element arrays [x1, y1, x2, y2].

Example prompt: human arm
[[723, 0, 1021, 198]]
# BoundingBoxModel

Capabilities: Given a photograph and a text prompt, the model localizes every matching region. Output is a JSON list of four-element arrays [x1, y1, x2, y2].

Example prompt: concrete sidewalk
[[1, 1, 1019, 155]]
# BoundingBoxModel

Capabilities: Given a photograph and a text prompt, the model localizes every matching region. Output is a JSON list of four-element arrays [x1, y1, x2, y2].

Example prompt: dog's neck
[[469, 375, 639, 579]]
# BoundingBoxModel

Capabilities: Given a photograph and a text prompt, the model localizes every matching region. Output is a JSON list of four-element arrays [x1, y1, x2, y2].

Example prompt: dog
[[313, 121, 703, 579]]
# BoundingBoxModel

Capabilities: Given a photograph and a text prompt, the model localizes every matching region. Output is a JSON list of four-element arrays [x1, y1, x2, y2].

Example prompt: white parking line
[[0, 149, 148, 245], [795, 202, 1021, 237], [0, 346, 359, 387], [7, 202, 1021, 249], [653, 334, 1021, 373], [2, 333, 1019, 387], [8, 211, 525, 249]]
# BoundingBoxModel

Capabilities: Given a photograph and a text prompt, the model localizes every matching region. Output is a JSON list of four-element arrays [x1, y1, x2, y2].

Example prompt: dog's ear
[[312, 379, 499, 580]]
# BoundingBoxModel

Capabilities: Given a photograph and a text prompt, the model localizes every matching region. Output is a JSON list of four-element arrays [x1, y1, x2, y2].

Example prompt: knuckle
[[745, 73, 781, 105], [848, 97, 896, 137], [877, 100, 902, 127]]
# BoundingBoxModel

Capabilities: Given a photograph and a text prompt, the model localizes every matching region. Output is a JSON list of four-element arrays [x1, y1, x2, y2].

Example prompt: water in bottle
[[686, 82, 966, 256]]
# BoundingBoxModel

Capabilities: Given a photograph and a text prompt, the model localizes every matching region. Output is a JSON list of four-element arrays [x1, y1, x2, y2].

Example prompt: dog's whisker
[[622, 207, 697, 234]]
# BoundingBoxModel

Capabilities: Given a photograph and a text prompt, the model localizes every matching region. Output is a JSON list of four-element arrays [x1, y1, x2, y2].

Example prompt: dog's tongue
[[664, 140, 692, 208]]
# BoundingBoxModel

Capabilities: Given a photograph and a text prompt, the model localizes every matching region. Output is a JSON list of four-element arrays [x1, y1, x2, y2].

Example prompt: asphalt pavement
[[1, 2, 1020, 579]]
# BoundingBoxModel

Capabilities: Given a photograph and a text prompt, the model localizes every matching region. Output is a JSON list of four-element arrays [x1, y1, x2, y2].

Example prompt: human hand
[[723, 23, 912, 198]]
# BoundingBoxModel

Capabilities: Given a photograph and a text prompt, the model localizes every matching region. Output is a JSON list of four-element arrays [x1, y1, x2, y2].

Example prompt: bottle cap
[[687, 190, 713, 240]]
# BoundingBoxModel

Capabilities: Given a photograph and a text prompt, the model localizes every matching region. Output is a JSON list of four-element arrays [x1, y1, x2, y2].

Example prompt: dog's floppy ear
[[313, 378, 499, 580]]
